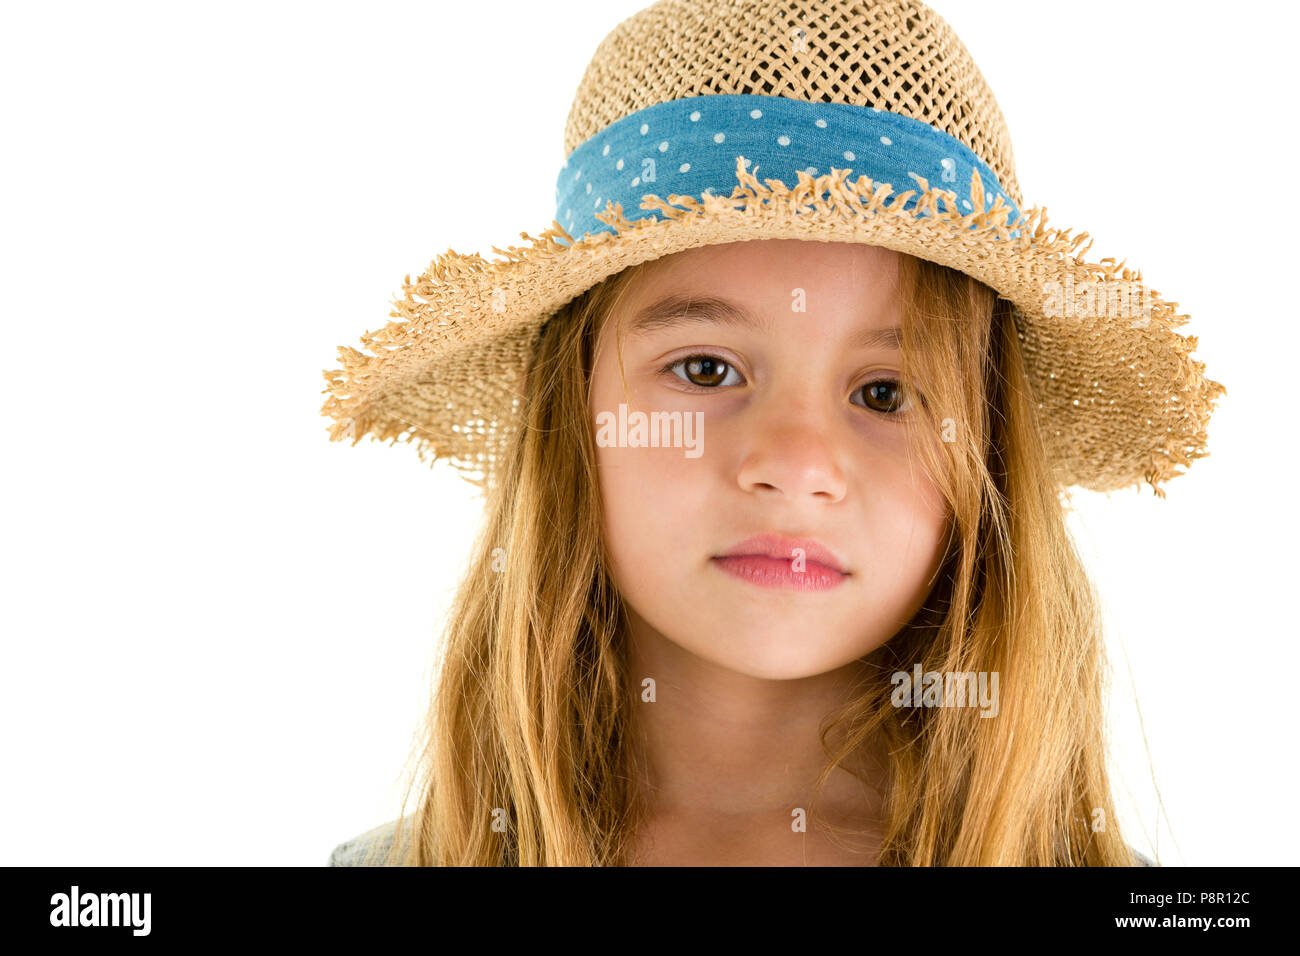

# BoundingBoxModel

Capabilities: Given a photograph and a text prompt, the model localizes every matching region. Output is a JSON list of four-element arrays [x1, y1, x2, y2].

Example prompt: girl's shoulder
[[1132, 846, 1157, 867], [327, 818, 413, 866]]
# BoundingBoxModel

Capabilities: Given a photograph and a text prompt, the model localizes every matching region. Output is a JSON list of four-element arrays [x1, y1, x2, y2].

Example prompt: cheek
[[589, 355, 712, 593], [851, 440, 951, 592], [595, 439, 711, 592]]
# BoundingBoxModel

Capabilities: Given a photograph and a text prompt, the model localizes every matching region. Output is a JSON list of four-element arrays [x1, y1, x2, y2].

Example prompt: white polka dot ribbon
[[554, 93, 1019, 242]]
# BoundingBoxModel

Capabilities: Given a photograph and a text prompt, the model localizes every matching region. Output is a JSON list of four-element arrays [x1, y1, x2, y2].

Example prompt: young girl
[[322, 0, 1223, 866]]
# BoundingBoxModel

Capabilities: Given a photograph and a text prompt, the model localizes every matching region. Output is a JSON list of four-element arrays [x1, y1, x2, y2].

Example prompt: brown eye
[[664, 354, 743, 389], [855, 379, 912, 414]]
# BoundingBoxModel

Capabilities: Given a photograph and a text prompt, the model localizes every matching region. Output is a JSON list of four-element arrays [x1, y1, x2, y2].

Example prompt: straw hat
[[321, 0, 1224, 499]]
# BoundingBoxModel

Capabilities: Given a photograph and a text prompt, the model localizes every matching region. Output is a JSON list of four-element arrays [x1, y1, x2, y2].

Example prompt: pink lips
[[711, 534, 849, 592]]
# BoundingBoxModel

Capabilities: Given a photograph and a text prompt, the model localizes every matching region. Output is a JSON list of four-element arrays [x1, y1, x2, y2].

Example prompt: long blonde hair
[[369, 246, 1142, 866]]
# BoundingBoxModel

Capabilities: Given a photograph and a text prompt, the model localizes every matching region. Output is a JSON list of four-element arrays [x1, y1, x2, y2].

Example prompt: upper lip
[[715, 533, 850, 575]]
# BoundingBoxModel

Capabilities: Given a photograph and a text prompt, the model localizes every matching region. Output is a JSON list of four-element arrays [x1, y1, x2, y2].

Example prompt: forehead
[[605, 239, 905, 339], [642, 237, 899, 283]]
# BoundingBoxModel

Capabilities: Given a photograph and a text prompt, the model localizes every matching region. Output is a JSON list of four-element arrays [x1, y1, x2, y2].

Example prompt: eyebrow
[[624, 293, 903, 350]]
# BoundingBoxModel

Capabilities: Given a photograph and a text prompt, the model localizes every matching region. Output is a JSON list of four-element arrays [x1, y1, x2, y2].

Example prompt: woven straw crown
[[564, 0, 1021, 206], [321, 0, 1224, 499]]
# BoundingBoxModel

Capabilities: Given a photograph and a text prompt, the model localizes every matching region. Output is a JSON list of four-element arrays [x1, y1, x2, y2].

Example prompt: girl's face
[[590, 239, 951, 681]]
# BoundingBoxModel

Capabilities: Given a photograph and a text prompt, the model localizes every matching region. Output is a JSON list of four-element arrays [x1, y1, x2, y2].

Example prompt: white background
[[2, 0, 1293, 865]]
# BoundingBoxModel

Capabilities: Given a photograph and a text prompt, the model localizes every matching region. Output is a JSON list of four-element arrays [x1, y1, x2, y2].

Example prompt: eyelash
[[657, 353, 919, 416]]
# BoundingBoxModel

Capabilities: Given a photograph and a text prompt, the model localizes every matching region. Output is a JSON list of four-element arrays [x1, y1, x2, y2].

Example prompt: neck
[[622, 608, 887, 822]]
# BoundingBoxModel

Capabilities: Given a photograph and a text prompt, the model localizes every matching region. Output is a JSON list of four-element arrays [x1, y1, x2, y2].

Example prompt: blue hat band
[[554, 93, 1019, 243]]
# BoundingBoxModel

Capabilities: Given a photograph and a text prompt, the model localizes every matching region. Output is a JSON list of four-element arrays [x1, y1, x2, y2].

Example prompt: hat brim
[[321, 159, 1224, 499]]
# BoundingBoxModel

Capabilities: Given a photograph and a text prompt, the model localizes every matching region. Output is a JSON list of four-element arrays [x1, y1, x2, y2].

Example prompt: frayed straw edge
[[322, 156, 1224, 497]]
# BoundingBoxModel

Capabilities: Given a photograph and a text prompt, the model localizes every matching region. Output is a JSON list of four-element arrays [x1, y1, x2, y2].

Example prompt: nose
[[734, 400, 848, 502]]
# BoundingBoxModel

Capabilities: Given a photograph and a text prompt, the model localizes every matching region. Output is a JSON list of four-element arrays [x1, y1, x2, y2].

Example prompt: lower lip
[[710, 555, 848, 591]]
